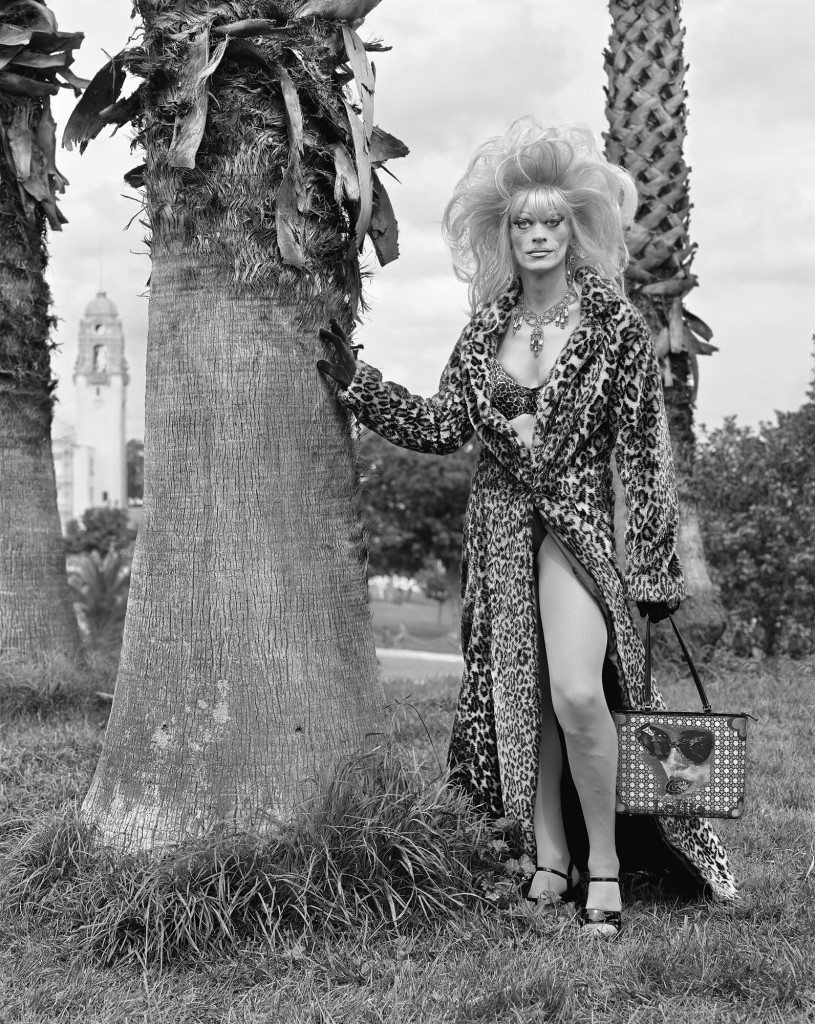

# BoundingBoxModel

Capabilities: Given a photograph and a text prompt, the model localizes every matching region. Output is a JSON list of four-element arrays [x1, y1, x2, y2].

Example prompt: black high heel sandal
[[578, 876, 622, 937], [524, 861, 581, 910]]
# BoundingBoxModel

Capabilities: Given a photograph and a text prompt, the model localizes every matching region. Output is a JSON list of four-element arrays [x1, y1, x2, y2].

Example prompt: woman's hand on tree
[[636, 600, 680, 624], [317, 318, 360, 388]]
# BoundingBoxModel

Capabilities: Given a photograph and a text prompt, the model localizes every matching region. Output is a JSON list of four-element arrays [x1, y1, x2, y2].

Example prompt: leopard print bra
[[490, 358, 543, 419]]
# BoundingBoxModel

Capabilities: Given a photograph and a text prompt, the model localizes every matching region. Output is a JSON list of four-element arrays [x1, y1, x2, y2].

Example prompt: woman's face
[[509, 206, 572, 278]]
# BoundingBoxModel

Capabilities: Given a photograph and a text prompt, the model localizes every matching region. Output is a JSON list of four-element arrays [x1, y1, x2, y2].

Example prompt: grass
[[0, 650, 813, 1022], [4, 756, 492, 970], [370, 596, 462, 653], [0, 646, 118, 718]]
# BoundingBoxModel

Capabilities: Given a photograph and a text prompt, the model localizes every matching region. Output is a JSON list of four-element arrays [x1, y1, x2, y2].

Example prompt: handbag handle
[[644, 612, 712, 714]]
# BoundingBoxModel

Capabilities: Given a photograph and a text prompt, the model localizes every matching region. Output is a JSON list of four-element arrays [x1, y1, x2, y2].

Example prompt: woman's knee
[[550, 680, 609, 735]]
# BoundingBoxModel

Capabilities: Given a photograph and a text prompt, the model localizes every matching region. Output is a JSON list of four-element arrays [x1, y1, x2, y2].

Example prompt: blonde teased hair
[[441, 119, 638, 312]]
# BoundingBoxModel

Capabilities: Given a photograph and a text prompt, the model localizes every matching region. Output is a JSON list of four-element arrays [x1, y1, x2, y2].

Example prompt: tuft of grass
[[0, 648, 117, 718], [2, 751, 494, 968]]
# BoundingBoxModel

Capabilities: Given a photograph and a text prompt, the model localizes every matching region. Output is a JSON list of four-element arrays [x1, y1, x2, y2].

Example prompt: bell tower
[[72, 291, 129, 516]]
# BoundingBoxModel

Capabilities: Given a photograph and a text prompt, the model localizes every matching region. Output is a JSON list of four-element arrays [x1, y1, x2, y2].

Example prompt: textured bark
[[81, 1, 390, 851], [0, 101, 84, 664], [82, 254, 385, 849], [605, 0, 726, 650]]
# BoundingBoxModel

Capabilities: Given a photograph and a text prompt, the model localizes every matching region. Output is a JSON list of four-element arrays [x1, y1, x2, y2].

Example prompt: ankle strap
[[536, 865, 568, 880], [588, 876, 618, 883]]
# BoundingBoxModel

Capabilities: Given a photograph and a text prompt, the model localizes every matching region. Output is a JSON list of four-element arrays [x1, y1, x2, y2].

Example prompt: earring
[[566, 240, 586, 287], [566, 242, 577, 287]]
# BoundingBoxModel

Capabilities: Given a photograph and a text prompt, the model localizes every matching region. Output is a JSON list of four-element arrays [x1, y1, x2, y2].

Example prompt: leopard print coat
[[338, 266, 737, 901]]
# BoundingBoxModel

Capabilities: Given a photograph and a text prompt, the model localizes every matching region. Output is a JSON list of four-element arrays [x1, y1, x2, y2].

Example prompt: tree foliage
[[358, 430, 479, 581], [64, 507, 134, 556], [695, 387, 815, 657]]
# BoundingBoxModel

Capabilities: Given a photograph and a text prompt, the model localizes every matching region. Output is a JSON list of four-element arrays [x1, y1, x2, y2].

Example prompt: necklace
[[512, 288, 577, 356]]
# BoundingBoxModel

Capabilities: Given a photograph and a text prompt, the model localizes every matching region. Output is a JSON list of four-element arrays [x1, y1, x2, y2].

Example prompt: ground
[[0, 648, 813, 1023]]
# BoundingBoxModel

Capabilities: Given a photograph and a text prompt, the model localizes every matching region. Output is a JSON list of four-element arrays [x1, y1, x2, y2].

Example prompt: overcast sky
[[48, 0, 815, 442]]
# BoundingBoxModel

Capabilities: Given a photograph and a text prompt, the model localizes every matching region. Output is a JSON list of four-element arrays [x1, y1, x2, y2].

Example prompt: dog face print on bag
[[636, 723, 715, 796]]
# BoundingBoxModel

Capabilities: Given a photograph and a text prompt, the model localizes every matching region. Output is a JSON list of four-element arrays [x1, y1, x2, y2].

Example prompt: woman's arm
[[610, 313, 685, 607], [320, 322, 473, 455]]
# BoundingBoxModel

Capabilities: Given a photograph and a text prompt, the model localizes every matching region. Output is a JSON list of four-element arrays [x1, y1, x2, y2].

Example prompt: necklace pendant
[[530, 327, 543, 356], [512, 309, 523, 335]]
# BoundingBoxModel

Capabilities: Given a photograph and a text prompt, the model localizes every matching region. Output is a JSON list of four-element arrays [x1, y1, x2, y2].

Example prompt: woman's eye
[[546, 217, 563, 227], [514, 219, 531, 229]]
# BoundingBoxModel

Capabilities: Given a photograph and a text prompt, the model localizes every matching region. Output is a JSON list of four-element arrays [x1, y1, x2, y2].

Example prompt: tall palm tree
[[0, 1, 86, 665], [604, 0, 726, 650], [68, 0, 407, 852]]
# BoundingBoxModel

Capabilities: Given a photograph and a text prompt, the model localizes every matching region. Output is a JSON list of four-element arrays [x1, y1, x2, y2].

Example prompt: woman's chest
[[494, 306, 582, 387], [488, 316, 613, 450]]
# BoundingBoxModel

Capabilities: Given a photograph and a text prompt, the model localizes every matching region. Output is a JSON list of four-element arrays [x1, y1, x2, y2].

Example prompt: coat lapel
[[537, 267, 619, 426], [460, 279, 536, 489]]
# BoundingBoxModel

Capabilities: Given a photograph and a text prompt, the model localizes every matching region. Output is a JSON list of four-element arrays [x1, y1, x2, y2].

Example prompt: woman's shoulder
[[578, 266, 644, 330], [577, 267, 616, 322], [465, 279, 523, 337]]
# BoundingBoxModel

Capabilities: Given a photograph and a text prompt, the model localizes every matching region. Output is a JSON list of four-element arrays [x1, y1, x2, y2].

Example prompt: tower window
[[93, 345, 107, 373], [95, 387, 100, 397]]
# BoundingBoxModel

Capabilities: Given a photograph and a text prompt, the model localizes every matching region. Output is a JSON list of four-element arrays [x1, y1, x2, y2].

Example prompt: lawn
[[370, 595, 462, 654], [0, 650, 813, 1023]]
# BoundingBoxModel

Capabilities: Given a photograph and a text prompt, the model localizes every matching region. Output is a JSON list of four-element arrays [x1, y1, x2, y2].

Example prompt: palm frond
[[65, 0, 408, 320], [0, 1, 86, 229]]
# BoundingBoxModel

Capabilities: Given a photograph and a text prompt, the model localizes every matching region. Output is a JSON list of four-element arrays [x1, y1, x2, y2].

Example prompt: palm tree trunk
[[82, 255, 385, 849], [78, 2, 403, 850], [0, 119, 84, 665], [605, 0, 726, 651]]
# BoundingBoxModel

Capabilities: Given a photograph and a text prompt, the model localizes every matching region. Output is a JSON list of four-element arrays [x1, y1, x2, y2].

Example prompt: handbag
[[612, 613, 751, 819]]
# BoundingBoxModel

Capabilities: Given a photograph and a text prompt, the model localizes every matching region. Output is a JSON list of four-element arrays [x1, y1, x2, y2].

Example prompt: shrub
[[64, 507, 135, 556], [67, 549, 130, 648], [695, 393, 815, 657], [358, 431, 478, 582]]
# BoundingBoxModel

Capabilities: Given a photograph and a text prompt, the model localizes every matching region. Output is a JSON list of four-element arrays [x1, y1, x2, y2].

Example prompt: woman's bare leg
[[536, 534, 621, 914], [527, 679, 573, 897]]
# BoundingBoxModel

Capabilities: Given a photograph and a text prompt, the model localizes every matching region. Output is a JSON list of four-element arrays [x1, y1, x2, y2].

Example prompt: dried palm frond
[[65, 0, 407, 322], [0, 1, 87, 229], [294, 0, 384, 25], [1, 2, 86, 407]]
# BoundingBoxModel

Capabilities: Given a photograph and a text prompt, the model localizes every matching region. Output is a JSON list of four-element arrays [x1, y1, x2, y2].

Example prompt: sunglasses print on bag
[[635, 723, 715, 797]]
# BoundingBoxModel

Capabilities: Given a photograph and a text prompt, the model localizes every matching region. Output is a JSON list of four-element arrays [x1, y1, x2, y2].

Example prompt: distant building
[[53, 291, 129, 529]]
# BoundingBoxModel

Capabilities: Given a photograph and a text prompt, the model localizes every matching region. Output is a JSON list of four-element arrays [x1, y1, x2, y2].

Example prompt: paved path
[[375, 648, 463, 663]]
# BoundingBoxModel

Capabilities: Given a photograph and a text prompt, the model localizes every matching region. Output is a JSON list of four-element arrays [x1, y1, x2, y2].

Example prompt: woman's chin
[[520, 260, 565, 276]]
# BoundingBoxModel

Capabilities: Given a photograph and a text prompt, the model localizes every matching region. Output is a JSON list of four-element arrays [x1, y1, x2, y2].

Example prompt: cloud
[[369, 0, 609, 157], [42, 0, 815, 443]]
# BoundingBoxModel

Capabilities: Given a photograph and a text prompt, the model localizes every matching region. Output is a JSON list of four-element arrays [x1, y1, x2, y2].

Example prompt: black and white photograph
[[1, 0, 813, 1020]]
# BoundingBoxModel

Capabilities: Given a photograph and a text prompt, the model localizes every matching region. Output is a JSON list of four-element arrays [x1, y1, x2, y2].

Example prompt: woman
[[318, 120, 736, 935]]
